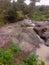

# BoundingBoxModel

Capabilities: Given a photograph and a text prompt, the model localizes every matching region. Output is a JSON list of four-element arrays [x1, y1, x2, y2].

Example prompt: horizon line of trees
[[0, 0, 49, 26]]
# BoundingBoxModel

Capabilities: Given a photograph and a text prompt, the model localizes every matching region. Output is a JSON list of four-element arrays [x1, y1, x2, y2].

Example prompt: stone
[[0, 20, 44, 53], [45, 39, 49, 46]]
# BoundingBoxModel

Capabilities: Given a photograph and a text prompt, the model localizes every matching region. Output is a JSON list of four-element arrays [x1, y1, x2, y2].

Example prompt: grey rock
[[45, 39, 49, 46], [0, 20, 44, 53]]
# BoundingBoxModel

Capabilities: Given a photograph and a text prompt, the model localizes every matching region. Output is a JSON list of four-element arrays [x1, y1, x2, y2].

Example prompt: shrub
[[4, 7, 17, 23], [0, 15, 6, 26], [24, 52, 45, 65], [0, 49, 13, 65], [0, 41, 21, 65], [0, 48, 45, 65], [16, 11, 24, 21], [4, 7, 24, 22]]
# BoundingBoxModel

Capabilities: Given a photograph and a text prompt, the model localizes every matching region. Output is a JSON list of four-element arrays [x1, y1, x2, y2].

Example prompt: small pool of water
[[36, 44, 49, 65]]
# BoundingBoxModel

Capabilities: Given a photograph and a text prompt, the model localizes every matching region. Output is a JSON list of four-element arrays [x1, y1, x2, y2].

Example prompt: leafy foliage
[[0, 41, 21, 65], [16, 11, 24, 20], [0, 0, 49, 26], [0, 49, 13, 65]]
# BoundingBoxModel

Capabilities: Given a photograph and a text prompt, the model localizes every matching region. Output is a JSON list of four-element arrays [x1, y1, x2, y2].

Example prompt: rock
[[12, 27, 44, 53], [33, 26, 47, 37], [21, 19, 35, 27], [43, 21, 49, 26], [33, 21, 49, 41], [42, 26, 49, 39], [0, 20, 44, 53], [34, 21, 49, 27], [33, 21, 44, 27], [45, 39, 49, 46]]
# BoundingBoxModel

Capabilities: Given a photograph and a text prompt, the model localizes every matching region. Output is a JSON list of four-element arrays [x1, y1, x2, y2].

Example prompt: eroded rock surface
[[0, 20, 44, 53]]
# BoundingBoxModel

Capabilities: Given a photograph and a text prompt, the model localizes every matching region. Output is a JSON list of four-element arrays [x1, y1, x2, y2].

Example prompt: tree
[[30, 0, 40, 7], [17, 0, 25, 3], [0, 0, 11, 9], [17, 0, 28, 14], [4, 6, 17, 22]]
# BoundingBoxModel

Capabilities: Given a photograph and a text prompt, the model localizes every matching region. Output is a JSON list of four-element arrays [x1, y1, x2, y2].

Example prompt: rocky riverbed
[[0, 19, 49, 65]]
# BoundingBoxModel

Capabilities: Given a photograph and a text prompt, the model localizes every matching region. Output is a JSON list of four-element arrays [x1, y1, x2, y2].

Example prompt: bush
[[0, 41, 21, 65], [0, 15, 6, 26], [0, 49, 13, 65], [4, 7, 17, 23], [18, 53, 45, 65], [0, 48, 45, 65], [4, 6, 24, 23], [16, 11, 24, 21]]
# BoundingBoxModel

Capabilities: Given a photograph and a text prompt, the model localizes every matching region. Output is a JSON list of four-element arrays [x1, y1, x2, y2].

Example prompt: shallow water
[[36, 44, 49, 65]]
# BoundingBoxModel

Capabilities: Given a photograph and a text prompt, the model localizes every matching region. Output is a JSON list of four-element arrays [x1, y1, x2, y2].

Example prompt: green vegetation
[[0, 0, 49, 26], [0, 0, 48, 26], [0, 41, 20, 65], [18, 53, 45, 65], [0, 49, 13, 65], [0, 0, 46, 64], [30, 12, 47, 21], [0, 15, 6, 26], [0, 41, 45, 65], [16, 11, 24, 20]]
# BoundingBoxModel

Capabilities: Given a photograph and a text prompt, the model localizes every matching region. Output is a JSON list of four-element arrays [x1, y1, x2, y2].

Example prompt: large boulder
[[33, 26, 47, 39], [34, 21, 49, 27], [12, 27, 44, 53], [0, 21, 44, 53], [33, 21, 49, 41], [43, 26, 49, 39], [20, 19, 35, 27], [44, 21, 49, 26]]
